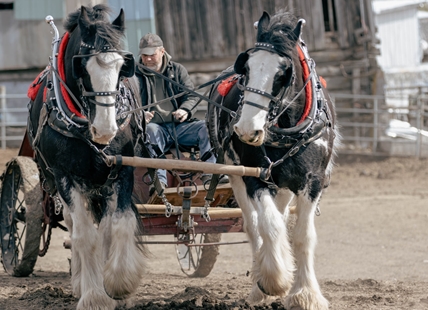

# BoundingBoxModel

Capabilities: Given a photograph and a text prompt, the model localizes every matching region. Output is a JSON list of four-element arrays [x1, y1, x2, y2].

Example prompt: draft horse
[[208, 11, 339, 309], [27, 5, 145, 309]]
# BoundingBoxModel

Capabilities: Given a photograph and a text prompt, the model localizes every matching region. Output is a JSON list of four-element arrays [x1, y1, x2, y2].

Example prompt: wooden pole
[[137, 204, 243, 219], [110, 156, 261, 177], [137, 204, 297, 216]]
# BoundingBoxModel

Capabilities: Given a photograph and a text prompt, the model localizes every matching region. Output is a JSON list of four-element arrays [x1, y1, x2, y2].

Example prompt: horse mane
[[257, 11, 298, 57], [64, 4, 125, 50]]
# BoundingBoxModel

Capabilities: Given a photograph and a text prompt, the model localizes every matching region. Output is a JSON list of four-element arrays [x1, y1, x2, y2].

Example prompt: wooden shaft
[[137, 204, 243, 219], [109, 156, 261, 177], [137, 204, 296, 217]]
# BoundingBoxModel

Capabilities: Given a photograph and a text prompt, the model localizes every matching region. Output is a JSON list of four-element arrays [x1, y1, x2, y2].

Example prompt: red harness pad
[[217, 75, 239, 97], [58, 32, 84, 118], [27, 70, 47, 101], [297, 45, 312, 125]]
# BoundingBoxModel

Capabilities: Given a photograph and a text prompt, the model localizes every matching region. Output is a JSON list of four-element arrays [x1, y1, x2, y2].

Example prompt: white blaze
[[85, 52, 124, 144], [234, 51, 281, 145]]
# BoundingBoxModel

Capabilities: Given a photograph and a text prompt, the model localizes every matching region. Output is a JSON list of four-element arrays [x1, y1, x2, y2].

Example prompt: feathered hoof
[[247, 283, 280, 305], [77, 289, 116, 310], [285, 289, 329, 310], [247, 284, 267, 304], [254, 277, 290, 298], [103, 268, 143, 300], [257, 281, 277, 296], [103, 279, 137, 301]]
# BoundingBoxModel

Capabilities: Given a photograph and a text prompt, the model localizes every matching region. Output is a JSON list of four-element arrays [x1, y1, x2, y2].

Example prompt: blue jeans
[[146, 120, 215, 184]]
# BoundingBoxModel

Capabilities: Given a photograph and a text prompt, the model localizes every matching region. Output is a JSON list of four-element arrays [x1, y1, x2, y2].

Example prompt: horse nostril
[[91, 126, 98, 137], [233, 125, 241, 136]]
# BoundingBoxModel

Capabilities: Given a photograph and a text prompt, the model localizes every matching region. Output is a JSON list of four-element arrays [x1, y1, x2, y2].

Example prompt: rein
[[129, 64, 238, 118], [119, 68, 235, 119]]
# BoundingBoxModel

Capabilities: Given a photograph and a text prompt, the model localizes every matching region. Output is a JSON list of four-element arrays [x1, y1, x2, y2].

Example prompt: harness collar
[[57, 32, 85, 118]]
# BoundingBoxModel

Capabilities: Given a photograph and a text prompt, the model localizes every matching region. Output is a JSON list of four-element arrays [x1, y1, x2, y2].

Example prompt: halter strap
[[82, 90, 120, 97], [254, 42, 292, 59]]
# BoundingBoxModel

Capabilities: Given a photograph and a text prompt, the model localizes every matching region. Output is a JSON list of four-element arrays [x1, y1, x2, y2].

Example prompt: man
[[135, 33, 226, 191]]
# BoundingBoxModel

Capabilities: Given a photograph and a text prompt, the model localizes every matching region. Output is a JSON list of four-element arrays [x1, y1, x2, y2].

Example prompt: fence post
[[416, 95, 422, 158], [0, 85, 6, 150], [373, 98, 378, 153]]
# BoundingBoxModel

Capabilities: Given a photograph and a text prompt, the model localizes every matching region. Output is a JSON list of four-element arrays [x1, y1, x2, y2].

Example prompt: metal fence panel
[[1, 86, 427, 157]]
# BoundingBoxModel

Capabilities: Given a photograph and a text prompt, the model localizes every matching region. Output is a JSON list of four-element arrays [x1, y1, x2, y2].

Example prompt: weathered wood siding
[[154, 0, 313, 60], [154, 0, 375, 55], [153, 0, 380, 96]]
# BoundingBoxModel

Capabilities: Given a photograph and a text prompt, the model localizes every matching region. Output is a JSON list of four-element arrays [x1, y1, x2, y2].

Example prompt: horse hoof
[[257, 281, 276, 296], [103, 284, 130, 301]]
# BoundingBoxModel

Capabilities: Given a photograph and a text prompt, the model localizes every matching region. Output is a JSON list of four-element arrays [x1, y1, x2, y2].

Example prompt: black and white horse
[[208, 11, 339, 309], [28, 5, 145, 309]]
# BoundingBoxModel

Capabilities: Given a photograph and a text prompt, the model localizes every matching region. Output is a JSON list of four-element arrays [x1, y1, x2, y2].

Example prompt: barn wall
[[152, 0, 380, 96], [375, 5, 422, 69]]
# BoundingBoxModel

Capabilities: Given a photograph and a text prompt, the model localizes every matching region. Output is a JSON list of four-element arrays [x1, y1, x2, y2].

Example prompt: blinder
[[234, 51, 249, 75], [120, 53, 135, 77], [72, 54, 87, 79]]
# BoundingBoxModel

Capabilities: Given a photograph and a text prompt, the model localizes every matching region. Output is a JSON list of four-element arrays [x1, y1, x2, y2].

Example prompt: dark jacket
[[135, 53, 198, 123]]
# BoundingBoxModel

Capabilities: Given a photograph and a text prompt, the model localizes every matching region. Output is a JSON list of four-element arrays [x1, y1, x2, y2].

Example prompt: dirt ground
[[0, 148, 427, 310]]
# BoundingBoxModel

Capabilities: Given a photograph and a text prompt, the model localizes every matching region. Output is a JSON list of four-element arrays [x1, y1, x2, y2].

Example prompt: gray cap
[[139, 33, 163, 55]]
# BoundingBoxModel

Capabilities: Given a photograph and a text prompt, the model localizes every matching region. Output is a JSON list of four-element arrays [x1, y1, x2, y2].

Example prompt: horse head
[[64, 5, 135, 145], [233, 11, 305, 146]]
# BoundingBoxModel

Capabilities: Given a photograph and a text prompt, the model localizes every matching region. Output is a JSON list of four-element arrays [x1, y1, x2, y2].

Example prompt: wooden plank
[[140, 216, 244, 235], [333, 0, 348, 48], [146, 184, 234, 206], [137, 204, 242, 219], [138, 204, 297, 216], [309, 48, 355, 63], [309, 0, 325, 50]]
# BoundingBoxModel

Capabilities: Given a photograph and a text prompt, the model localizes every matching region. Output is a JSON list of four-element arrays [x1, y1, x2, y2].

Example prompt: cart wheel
[[0, 156, 43, 276], [176, 233, 221, 277]]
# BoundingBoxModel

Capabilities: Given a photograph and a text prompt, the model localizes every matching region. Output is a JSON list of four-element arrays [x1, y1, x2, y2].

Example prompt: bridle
[[71, 41, 135, 115], [235, 42, 296, 123]]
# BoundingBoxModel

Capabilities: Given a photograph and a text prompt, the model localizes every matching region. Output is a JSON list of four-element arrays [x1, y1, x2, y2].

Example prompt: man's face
[[141, 47, 165, 72]]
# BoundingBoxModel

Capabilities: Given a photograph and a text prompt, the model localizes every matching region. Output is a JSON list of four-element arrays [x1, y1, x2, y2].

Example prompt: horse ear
[[112, 8, 125, 32], [234, 52, 249, 75], [257, 11, 270, 38], [78, 6, 91, 30], [291, 19, 306, 41]]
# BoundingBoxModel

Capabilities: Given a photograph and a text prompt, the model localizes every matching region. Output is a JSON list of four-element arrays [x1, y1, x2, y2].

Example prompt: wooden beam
[[109, 156, 261, 177]]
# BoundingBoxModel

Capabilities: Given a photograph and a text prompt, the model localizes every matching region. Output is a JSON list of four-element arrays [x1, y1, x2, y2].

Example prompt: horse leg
[[101, 173, 146, 300], [61, 186, 115, 310], [251, 190, 295, 299], [285, 193, 329, 310], [228, 176, 264, 303], [61, 203, 82, 297]]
